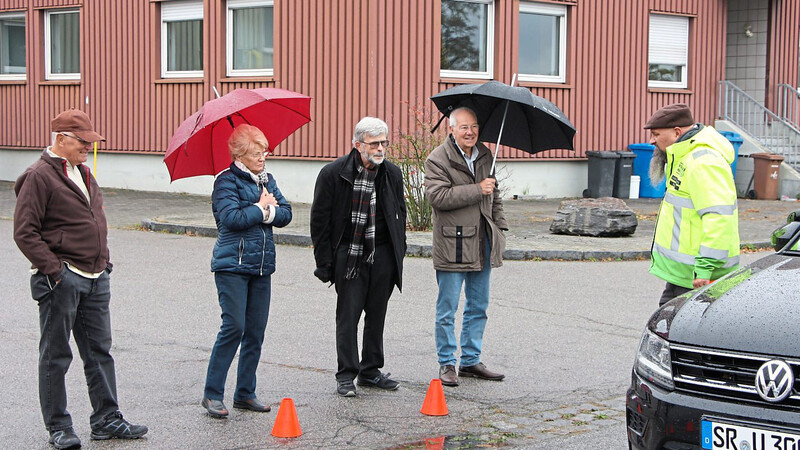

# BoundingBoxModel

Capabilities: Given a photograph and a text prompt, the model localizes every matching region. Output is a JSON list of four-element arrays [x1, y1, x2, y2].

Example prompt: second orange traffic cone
[[420, 379, 449, 416], [271, 398, 302, 438]]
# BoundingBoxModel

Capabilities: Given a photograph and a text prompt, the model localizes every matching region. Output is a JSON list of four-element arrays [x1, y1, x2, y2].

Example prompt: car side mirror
[[772, 222, 800, 251]]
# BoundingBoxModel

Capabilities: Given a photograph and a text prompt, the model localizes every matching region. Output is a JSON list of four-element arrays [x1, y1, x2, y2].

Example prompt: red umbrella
[[164, 88, 311, 181]]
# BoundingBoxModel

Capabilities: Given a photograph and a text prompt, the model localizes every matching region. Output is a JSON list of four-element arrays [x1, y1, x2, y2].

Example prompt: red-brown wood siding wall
[[0, 0, 796, 161], [766, 0, 800, 110]]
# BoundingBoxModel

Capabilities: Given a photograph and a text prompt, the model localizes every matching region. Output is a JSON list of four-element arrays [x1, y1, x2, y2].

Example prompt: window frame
[[226, 0, 274, 77], [44, 9, 80, 81], [161, 0, 204, 79], [648, 13, 689, 89], [0, 12, 26, 81], [440, 0, 495, 80], [517, 2, 567, 84]]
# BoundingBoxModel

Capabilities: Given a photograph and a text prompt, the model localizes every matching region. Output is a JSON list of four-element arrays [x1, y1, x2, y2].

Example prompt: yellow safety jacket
[[650, 125, 740, 288]]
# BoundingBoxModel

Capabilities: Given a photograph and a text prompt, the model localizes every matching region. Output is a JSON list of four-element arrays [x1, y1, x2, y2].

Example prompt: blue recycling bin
[[718, 130, 742, 180], [629, 143, 666, 198]]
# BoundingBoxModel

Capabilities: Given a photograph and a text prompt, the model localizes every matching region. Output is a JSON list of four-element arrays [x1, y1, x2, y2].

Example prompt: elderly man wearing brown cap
[[644, 103, 740, 305], [13, 109, 147, 449]]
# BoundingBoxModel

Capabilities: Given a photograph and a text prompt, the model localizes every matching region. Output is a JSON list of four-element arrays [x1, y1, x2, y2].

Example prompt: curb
[[140, 220, 774, 262]]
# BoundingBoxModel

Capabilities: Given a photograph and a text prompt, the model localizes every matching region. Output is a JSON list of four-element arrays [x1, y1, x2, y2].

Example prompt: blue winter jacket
[[210, 162, 292, 275]]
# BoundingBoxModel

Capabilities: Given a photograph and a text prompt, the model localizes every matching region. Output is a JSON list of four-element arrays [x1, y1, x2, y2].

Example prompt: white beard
[[649, 148, 667, 186]]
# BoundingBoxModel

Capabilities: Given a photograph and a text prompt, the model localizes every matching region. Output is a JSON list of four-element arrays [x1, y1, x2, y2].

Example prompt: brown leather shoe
[[439, 364, 459, 386], [458, 362, 505, 381]]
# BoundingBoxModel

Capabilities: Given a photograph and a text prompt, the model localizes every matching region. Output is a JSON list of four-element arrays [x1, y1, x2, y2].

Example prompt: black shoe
[[49, 427, 81, 449], [90, 411, 148, 440], [201, 398, 229, 418], [357, 372, 399, 390], [233, 397, 271, 412], [336, 380, 357, 397]]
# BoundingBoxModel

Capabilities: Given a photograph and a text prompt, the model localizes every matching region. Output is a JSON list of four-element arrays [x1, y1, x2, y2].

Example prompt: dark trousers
[[334, 243, 396, 382], [33, 268, 118, 432], [659, 282, 693, 306], [204, 271, 271, 401]]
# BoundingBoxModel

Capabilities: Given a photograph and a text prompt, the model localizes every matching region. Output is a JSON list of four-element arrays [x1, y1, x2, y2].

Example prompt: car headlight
[[634, 329, 674, 390]]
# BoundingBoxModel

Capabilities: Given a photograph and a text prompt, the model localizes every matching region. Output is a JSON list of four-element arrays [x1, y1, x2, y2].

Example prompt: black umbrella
[[431, 80, 576, 174]]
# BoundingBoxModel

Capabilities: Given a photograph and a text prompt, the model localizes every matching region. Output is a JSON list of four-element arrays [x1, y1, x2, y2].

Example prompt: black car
[[626, 210, 800, 450]]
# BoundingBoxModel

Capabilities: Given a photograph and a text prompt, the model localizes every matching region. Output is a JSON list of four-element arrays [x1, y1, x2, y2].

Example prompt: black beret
[[644, 103, 695, 129]]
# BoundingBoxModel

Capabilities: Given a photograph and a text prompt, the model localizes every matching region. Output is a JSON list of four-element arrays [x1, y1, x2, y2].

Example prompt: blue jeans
[[435, 239, 492, 367], [33, 267, 119, 432], [204, 271, 271, 402]]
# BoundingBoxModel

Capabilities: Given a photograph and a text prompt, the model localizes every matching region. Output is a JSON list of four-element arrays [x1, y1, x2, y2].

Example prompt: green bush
[[389, 104, 444, 231]]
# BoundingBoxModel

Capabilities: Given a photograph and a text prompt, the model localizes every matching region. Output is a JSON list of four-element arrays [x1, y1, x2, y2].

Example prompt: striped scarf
[[345, 163, 377, 279]]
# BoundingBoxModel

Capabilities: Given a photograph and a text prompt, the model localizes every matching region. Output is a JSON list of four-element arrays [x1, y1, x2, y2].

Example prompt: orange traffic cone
[[271, 398, 302, 438], [420, 379, 449, 416], [425, 435, 446, 449]]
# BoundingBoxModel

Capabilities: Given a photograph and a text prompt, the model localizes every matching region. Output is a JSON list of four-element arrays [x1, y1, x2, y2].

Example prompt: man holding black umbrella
[[425, 107, 508, 387]]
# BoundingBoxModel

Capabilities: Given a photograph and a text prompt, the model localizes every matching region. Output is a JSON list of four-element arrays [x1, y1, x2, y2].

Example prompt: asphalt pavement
[[0, 178, 788, 449], [0, 180, 795, 260]]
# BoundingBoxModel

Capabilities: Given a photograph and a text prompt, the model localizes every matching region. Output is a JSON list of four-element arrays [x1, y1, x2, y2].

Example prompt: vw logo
[[755, 360, 795, 403]]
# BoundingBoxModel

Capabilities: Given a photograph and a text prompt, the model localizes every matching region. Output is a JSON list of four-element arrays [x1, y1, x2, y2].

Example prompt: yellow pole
[[93, 141, 97, 175]]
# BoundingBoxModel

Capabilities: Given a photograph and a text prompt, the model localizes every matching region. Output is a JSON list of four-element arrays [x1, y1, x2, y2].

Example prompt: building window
[[648, 14, 689, 89], [440, 0, 494, 79], [161, 0, 203, 78], [45, 10, 79, 81], [518, 2, 566, 83], [0, 13, 25, 80], [227, 0, 274, 77]]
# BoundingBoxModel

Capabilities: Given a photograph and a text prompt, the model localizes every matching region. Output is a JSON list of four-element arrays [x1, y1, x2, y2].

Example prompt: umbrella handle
[[490, 100, 511, 176], [431, 112, 449, 133]]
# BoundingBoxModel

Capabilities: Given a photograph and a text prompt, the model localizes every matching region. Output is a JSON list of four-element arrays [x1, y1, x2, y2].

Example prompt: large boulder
[[549, 197, 638, 237]]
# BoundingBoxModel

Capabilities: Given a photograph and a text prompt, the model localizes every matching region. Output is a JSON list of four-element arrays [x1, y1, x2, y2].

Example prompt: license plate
[[702, 419, 800, 450]]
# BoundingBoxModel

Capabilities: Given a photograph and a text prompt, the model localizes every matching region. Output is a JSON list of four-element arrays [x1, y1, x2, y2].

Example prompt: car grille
[[671, 344, 800, 410]]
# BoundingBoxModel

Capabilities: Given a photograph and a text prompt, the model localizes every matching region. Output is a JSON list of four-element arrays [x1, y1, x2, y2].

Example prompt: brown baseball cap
[[51, 109, 105, 142], [643, 103, 695, 129]]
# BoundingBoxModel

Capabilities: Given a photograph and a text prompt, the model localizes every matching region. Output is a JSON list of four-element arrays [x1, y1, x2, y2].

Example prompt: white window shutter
[[162, 0, 203, 22], [649, 14, 688, 66]]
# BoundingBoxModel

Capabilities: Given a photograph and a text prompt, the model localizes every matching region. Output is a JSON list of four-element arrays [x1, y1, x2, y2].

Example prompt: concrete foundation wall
[[0, 149, 589, 201]]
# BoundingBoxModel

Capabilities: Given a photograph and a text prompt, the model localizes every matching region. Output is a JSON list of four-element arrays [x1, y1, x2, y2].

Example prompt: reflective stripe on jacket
[[649, 125, 740, 288]]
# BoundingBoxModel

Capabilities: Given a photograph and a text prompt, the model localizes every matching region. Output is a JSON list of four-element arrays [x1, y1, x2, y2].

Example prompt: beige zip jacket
[[425, 137, 507, 271]]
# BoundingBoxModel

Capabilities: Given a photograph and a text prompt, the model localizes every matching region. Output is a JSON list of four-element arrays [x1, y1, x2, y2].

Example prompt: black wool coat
[[310, 148, 407, 290]]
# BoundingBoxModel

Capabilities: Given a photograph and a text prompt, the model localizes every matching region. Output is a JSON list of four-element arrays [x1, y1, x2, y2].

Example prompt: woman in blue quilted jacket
[[201, 124, 292, 419]]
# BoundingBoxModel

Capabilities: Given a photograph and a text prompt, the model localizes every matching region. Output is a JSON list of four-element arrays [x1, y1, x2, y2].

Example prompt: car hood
[[648, 253, 800, 358]]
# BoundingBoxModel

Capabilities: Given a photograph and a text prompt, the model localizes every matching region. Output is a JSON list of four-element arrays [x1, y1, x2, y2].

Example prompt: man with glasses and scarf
[[310, 117, 407, 397], [13, 109, 147, 449]]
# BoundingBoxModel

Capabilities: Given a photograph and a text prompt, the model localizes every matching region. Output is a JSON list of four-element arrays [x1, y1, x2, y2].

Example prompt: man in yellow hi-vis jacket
[[644, 103, 740, 306]]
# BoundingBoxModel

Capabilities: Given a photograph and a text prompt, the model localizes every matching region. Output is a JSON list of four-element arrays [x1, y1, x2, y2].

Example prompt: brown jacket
[[425, 137, 507, 271], [13, 150, 110, 279]]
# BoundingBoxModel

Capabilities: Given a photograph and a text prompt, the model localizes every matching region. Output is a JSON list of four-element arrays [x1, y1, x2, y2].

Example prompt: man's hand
[[479, 177, 496, 195], [314, 265, 332, 283], [692, 278, 711, 289]]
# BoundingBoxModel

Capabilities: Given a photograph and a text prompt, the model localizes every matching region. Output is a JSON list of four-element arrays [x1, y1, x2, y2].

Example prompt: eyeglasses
[[60, 132, 91, 146], [360, 140, 389, 150], [244, 151, 267, 160], [456, 124, 480, 132]]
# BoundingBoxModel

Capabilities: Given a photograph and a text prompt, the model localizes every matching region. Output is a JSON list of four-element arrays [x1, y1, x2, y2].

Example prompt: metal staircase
[[718, 80, 800, 170]]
